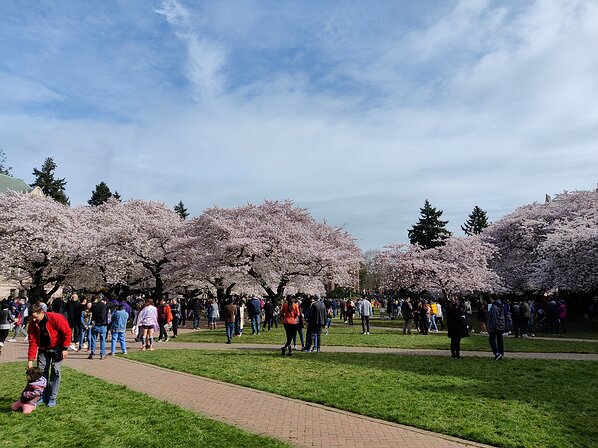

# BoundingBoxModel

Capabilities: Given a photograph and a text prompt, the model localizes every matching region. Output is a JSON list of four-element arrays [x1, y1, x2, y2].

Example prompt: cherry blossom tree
[[483, 188, 598, 293], [380, 236, 500, 299], [178, 201, 362, 303], [0, 191, 85, 300], [75, 199, 187, 299]]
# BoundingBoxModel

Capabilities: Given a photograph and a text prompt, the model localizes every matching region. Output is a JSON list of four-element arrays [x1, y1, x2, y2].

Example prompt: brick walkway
[[1, 339, 494, 448]]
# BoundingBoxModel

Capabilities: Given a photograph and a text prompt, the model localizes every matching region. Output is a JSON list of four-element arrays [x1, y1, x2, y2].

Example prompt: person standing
[[401, 297, 414, 335], [558, 301, 567, 334], [65, 293, 80, 347], [280, 296, 300, 356], [27, 303, 71, 407], [223, 299, 237, 344], [137, 298, 159, 351], [88, 296, 109, 360], [247, 296, 262, 335], [157, 299, 173, 342], [208, 299, 219, 330], [109, 304, 129, 355], [192, 297, 203, 330], [305, 296, 327, 352], [169, 298, 181, 339], [234, 297, 245, 337], [0, 300, 14, 351], [446, 298, 468, 359], [359, 296, 373, 335], [488, 298, 506, 360]]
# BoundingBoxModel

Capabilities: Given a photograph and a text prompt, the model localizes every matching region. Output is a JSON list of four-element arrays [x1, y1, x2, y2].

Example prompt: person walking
[[280, 296, 300, 356], [446, 298, 468, 359], [359, 296, 373, 335], [488, 298, 507, 360], [27, 302, 71, 407], [223, 299, 237, 344]]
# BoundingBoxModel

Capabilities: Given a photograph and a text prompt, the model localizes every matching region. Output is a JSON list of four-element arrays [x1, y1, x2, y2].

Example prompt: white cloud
[[156, 0, 227, 100], [1, 0, 597, 250]]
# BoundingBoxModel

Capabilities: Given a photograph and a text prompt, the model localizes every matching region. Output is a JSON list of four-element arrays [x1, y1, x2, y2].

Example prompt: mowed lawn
[[129, 349, 598, 448], [175, 322, 598, 353], [0, 362, 289, 448]]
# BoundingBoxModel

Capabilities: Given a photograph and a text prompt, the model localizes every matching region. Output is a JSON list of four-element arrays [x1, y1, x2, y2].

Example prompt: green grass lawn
[[0, 362, 289, 448], [129, 349, 598, 448], [370, 316, 598, 340], [176, 322, 598, 353]]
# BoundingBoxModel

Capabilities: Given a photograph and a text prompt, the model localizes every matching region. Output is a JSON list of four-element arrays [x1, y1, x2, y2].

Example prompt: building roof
[[0, 173, 32, 194]]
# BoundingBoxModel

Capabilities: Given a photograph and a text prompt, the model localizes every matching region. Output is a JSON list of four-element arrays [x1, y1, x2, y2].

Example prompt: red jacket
[[27, 312, 72, 361], [158, 304, 173, 323]]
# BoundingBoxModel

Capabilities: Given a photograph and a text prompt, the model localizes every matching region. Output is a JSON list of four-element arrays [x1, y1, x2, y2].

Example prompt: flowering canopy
[[379, 236, 500, 299], [483, 189, 598, 293], [179, 200, 362, 302], [0, 191, 84, 300]]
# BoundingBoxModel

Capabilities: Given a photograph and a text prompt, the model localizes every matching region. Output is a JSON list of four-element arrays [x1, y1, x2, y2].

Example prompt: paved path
[[0, 340, 492, 448]]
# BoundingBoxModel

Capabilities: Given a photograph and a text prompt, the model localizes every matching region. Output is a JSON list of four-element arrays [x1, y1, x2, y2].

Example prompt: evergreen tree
[[462, 205, 489, 236], [30, 157, 70, 205], [113, 190, 122, 202], [88, 181, 114, 206], [174, 200, 189, 219], [0, 149, 11, 175], [408, 199, 451, 249]]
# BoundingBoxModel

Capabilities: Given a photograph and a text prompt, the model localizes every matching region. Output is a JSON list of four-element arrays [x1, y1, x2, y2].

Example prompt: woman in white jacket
[[137, 299, 158, 351]]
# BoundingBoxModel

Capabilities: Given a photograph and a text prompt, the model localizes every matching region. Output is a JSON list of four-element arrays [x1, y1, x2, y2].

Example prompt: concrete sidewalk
[[1, 339, 493, 448]]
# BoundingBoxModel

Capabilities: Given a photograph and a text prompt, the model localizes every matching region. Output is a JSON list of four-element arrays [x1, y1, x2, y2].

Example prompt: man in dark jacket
[[401, 298, 414, 335], [88, 295, 109, 360], [223, 299, 237, 344], [488, 298, 506, 360], [247, 296, 262, 335], [304, 296, 327, 352], [27, 303, 72, 407]]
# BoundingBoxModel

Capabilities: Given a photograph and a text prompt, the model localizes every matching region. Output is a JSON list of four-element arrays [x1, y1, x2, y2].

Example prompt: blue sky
[[1, 0, 597, 250]]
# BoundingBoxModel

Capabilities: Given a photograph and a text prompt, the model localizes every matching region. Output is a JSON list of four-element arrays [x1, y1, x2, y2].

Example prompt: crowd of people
[[0, 290, 580, 414]]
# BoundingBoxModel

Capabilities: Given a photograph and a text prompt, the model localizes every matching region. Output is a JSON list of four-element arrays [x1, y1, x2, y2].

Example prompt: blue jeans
[[225, 322, 235, 342], [79, 327, 90, 348], [429, 315, 438, 331], [110, 331, 127, 354], [90, 325, 107, 356], [250, 315, 260, 334], [38, 350, 63, 403], [293, 326, 304, 348], [193, 312, 201, 329]]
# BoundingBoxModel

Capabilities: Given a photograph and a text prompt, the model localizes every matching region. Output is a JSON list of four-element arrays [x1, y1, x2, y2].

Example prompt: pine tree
[[113, 191, 122, 202], [408, 199, 451, 249], [0, 149, 11, 175], [174, 200, 189, 219], [462, 206, 489, 236], [31, 157, 70, 205], [88, 181, 114, 206]]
